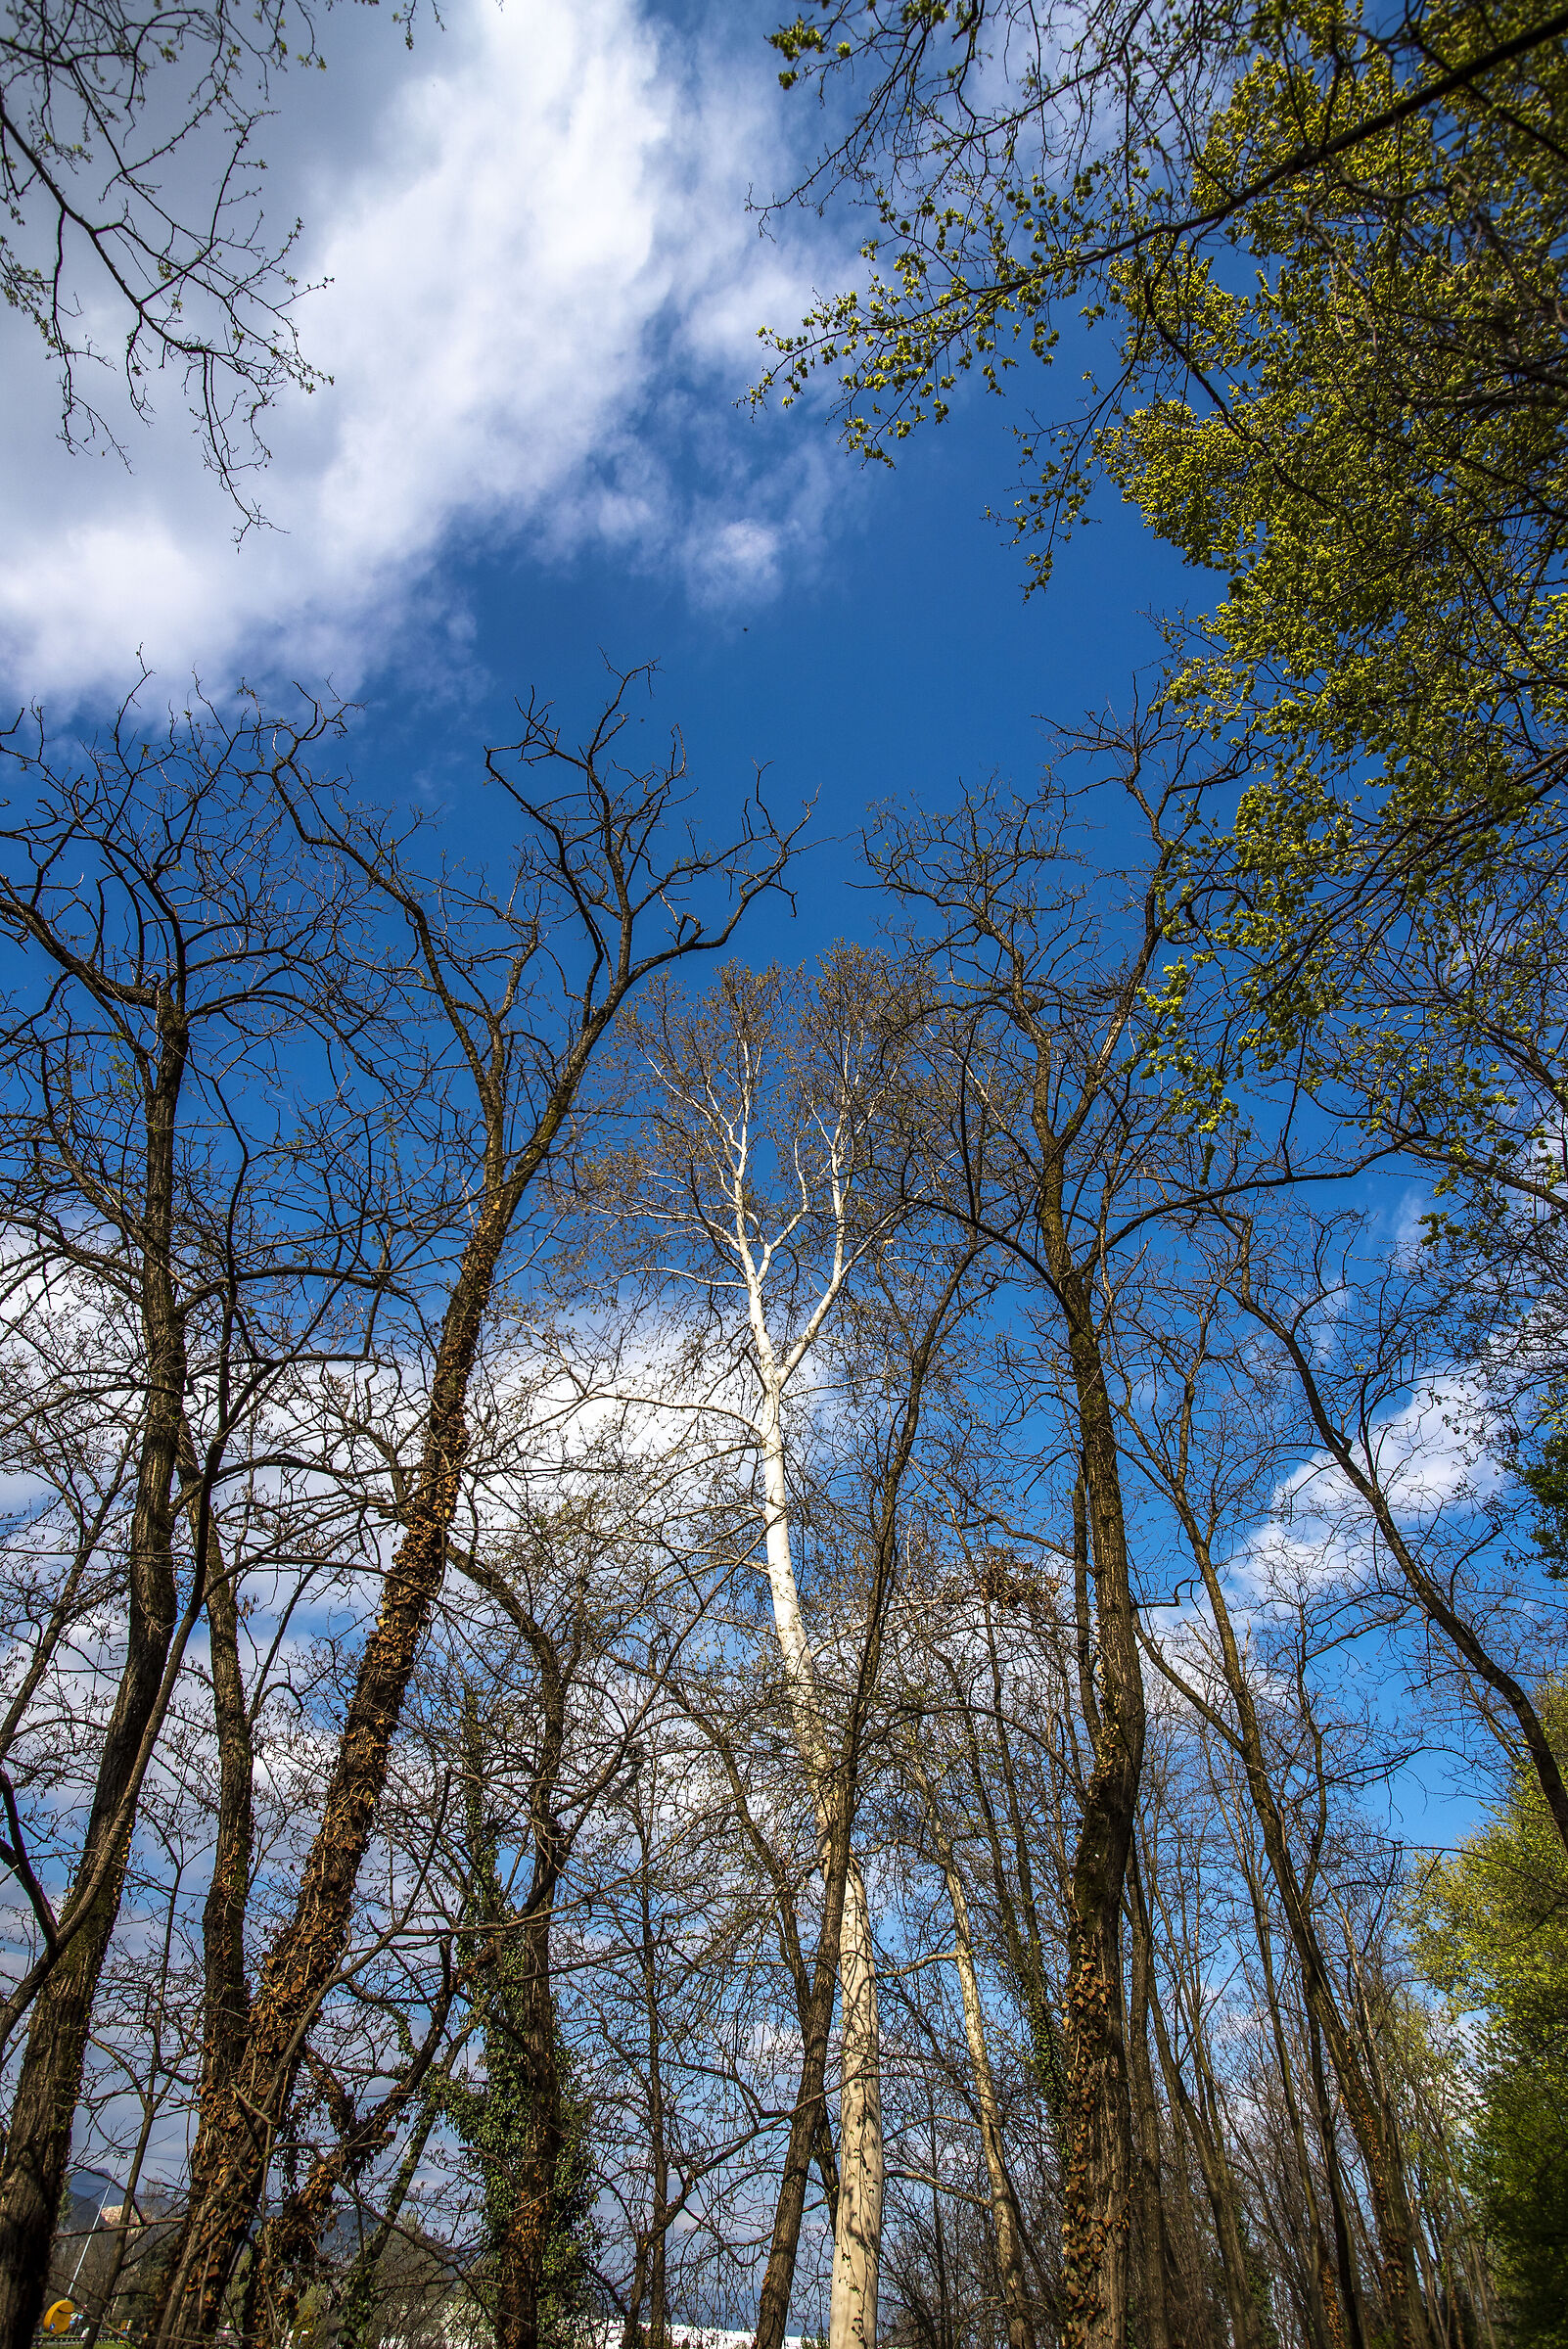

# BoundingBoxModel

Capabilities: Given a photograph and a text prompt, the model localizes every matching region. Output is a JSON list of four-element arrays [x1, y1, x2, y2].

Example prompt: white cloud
[[0, 0, 848, 706], [1220, 1364, 1505, 1617]]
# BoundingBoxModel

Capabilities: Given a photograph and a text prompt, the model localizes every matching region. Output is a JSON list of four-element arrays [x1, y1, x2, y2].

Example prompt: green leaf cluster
[[761, 2, 1568, 1191], [1411, 1682, 1568, 2347], [1099, 0, 1568, 1082]]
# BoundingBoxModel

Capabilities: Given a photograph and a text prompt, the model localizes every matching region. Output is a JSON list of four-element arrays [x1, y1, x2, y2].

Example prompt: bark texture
[[1143, 1952, 1261, 2349], [759, 1398, 883, 2349], [1039, 1159, 1145, 2349], [153, 1177, 524, 2340], [491, 1906, 564, 2349], [179, 1418, 256, 2251], [0, 999, 190, 2349], [1124, 1854, 1173, 2349]]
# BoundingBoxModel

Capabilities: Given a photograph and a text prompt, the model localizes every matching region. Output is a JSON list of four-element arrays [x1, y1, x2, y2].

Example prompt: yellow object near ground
[[40, 2305, 76, 2336]]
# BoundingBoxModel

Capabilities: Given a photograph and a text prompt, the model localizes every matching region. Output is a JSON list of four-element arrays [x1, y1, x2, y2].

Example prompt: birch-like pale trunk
[[758, 1391, 882, 2349]]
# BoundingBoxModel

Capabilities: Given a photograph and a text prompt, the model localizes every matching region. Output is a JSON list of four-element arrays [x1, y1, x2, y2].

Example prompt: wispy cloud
[[0, 0, 848, 706]]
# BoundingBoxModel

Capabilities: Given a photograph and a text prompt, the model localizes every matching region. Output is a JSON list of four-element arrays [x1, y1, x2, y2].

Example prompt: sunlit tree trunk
[[759, 1398, 882, 2349]]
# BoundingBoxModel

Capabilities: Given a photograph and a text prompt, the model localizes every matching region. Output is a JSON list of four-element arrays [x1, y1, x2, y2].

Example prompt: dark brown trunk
[[1042, 1182, 1144, 2349], [493, 1909, 563, 2349], [1309, 2015, 1368, 2349], [1142, 1942, 1260, 2349], [622, 2235, 651, 2349], [251, 1970, 458, 2337], [753, 1798, 856, 2349], [153, 1176, 524, 2342], [648, 2191, 669, 2349], [0, 1005, 189, 2349], [181, 1420, 256, 2230], [1233, 1836, 1343, 2349], [1125, 1854, 1173, 2349], [966, 1615, 1069, 2132]]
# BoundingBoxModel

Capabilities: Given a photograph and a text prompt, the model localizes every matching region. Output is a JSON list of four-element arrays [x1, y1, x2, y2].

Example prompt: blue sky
[[353, 407, 1194, 964], [0, 0, 1197, 964], [4, 0, 1523, 1880]]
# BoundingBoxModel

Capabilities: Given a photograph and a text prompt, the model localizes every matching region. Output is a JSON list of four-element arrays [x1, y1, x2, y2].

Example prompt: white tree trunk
[[759, 1402, 882, 2349], [828, 1854, 883, 2349]]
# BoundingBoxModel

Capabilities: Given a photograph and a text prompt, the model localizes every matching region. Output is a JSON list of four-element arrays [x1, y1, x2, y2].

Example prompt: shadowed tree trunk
[[0, 700, 406, 2349], [156, 1180, 527, 2335], [0, 988, 189, 2349], [868, 753, 1201, 2349], [1125, 1850, 1173, 2349], [179, 1414, 256, 2257], [1050, 1260, 1145, 2349]]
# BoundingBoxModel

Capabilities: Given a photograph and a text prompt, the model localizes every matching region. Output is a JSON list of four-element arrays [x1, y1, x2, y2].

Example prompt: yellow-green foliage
[[761, 2, 1568, 1171], [1412, 1685, 1568, 2347], [1098, 0, 1568, 1077]]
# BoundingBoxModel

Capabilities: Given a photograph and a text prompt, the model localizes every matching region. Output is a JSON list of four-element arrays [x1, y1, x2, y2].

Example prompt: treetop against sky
[[4, 3, 1567, 2343], [0, 0, 1185, 966]]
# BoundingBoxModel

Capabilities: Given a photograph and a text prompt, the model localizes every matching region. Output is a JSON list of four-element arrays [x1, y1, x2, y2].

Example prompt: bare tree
[[151, 668, 792, 2340], [3, 0, 352, 495], [872, 766, 1216, 2349], [0, 686, 397, 2349]]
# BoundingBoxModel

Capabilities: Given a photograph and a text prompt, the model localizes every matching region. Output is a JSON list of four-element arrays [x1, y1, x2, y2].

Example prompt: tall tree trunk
[[1039, 1157, 1146, 2349], [972, 1611, 1070, 2131], [153, 1174, 525, 2342], [492, 1907, 563, 2349], [1156, 1516, 1431, 2349], [179, 1418, 256, 2244], [1125, 1852, 1173, 2349], [1231, 1831, 1344, 2349], [754, 1797, 857, 2349], [758, 1399, 882, 2349], [0, 1003, 190, 2349], [1142, 1941, 1261, 2349], [908, 1753, 1037, 2349], [247, 1970, 458, 2337], [622, 2236, 652, 2349], [828, 1859, 882, 2349], [1307, 2014, 1368, 2349]]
